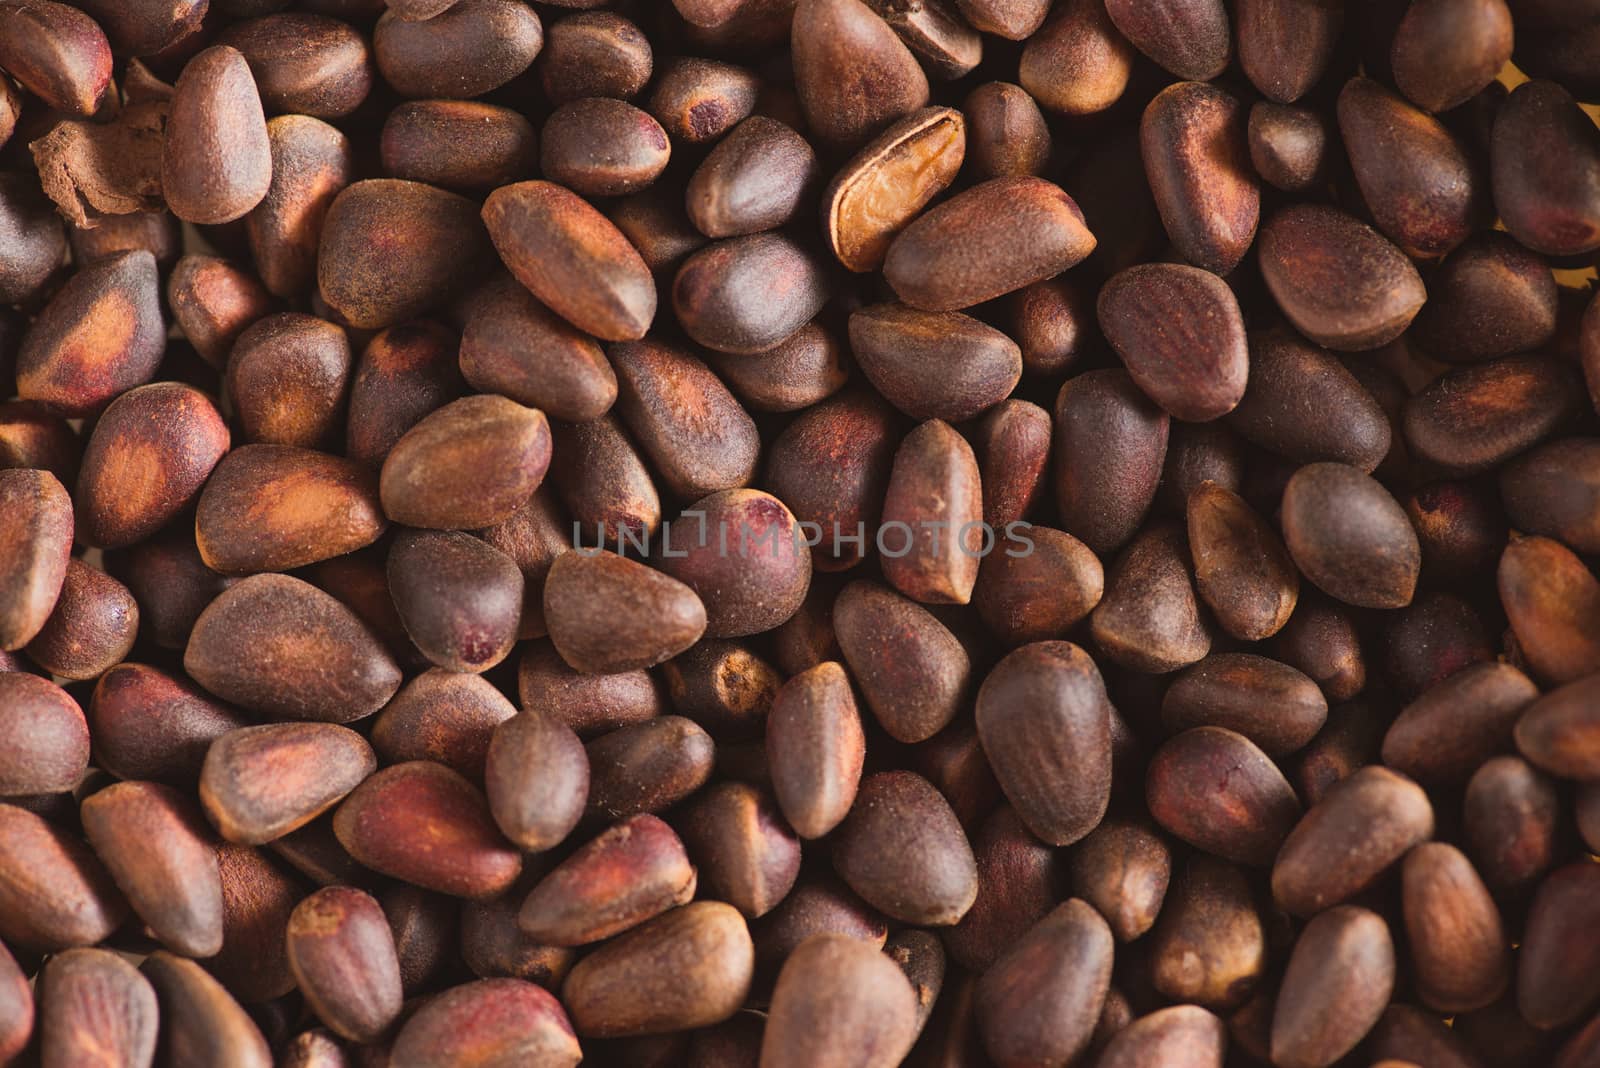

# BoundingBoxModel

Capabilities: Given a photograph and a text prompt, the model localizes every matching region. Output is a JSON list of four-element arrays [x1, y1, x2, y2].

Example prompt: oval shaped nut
[[1140, 81, 1258, 275], [1100, 1005, 1226, 1068], [226, 313, 353, 450], [585, 716, 714, 821], [832, 771, 977, 926], [609, 340, 758, 500], [1235, 0, 1342, 103], [1392, 0, 1512, 113], [0, 468, 73, 652], [161, 46, 271, 225], [36, 948, 157, 1068], [1498, 535, 1600, 686], [1492, 80, 1600, 257], [1164, 653, 1326, 758], [518, 814, 693, 946], [1462, 755, 1561, 898], [1247, 101, 1329, 192], [248, 115, 354, 300], [1272, 766, 1434, 916], [1502, 438, 1600, 554], [1382, 662, 1537, 786], [1227, 331, 1391, 471], [672, 233, 830, 356], [16, 250, 165, 418], [23, 558, 137, 682], [382, 100, 537, 193], [849, 304, 1020, 424], [88, 664, 245, 786], [561, 901, 753, 1038], [550, 413, 661, 548], [1105, 0, 1228, 79], [686, 116, 814, 238], [481, 709, 587, 853], [1401, 843, 1508, 1014], [0, 803, 126, 952], [1258, 204, 1425, 351], [1053, 369, 1169, 556], [1187, 482, 1297, 642], [219, 13, 373, 119], [167, 255, 274, 370], [540, 98, 669, 198], [373, 0, 543, 99], [75, 383, 228, 550], [681, 783, 800, 920], [185, 574, 401, 724], [1404, 355, 1583, 476], [1281, 463, 1420, 610], [0, 673, 87, 797], [976, 642, 1111, 847], [0, 175, 66, 308], [974, 527, 1102, 647], [1019, 0, 1136, 116], [0, 0, 109, 114], [372, 671, 516, 781], [1272, 907, 1395, 1068], [1516, 673, 1600, 779], [1147, 727, 1301, 866], [537, 10, 651, 102], [387, 530, 522, 674], [654, 491, 811, 640], [140, 952, 271, 1068], [823, 107, 965, 272], [791, 0, 929, 149], [976, 899, 1113, 1068], [1099, 263, 1248, 421], [834, 580, 969, 743], [334, 761, 521, 899], [1519, 861, 1600, 1029], [459, 276, 613, 424], [646, 56, 758, 144], [762, 933, 920, 1068], [200, 723, 375, 845], [518, 638, 664, 739], [1340, 76, 1481, 264], [80, 782, 224, 958], [482, 180, 654, 342], [884, 177, 1095, 311], [1148, 856, 1262, 1009], [287, 887, 402, 1044], [766, 662, 864, 840], [544, 550, 706, 675], [1066, 819, 1171, 944], [379, 394, 551, 530], [877, 420, 982, 606], [196, 445, 385, 575], [392, 978, 579, 1067], [1090, 522, 1210, 674], [955, 0, 1049, 38], [964, 82, 1049, 181], [318, 179, 490, 330]]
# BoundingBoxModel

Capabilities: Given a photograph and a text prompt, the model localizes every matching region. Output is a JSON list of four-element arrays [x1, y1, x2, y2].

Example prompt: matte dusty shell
[[184, 573, 402, 723], [196, 445, 386, 575], [543, 550, 706, 674], [379, 394, 552, 530], [883, 177, 1096, 311], [201, 723, 377, 845], [0, 672, 88, 796], [161, 46, 272, 225], [761, 933, 920, 1068], [791, 0, 930, 148], [0, 468, 73, 652], [482, 180, 656, 342]]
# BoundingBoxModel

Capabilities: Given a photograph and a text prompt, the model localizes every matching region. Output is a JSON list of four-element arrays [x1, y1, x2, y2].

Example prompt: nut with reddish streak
[[373, 669, 518, 782], [200, 723, 377, 845], [1146, 726, 1302, 867], [387, 529, 524, 674], [390, 978, 580, 1067], [484, 710, 588, 853], [766, 661, 864, 840], [286, 886, 404, 1043], [518, 814, 696, 945], [36, 948, 158, 1068]]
